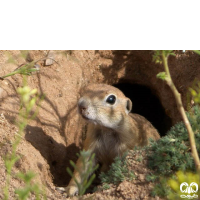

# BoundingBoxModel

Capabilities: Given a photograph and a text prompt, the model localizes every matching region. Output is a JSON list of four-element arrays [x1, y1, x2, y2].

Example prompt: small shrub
[[102, 183, 110, 190], [146, 105, 200, 197], [147, 105, 200, 178], [150, 177, 171, 198], [99, 152, 135, 187]]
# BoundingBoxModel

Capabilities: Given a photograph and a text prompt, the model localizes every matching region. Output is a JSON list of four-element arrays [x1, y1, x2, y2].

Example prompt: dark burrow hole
[[114, 83, 172, 136], [52, 161, 57, 166]]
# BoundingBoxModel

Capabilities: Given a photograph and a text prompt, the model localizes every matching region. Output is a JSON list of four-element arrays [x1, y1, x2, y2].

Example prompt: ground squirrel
[[66, 84, 160, 196]]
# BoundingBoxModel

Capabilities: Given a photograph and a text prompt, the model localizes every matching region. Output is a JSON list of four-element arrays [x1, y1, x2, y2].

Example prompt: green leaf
[[156, 72, 167, 80], [84, 174, 96, 191], [193, 50, 200, 55], [15, 187, 30, 200], [67, 150, 99, 196], [163, 50, 175, 57], [69, 160, 76, 168], [103, 183, 110, 190], [66, 167, 73, 177], [16, 171, 36, 184], [152, 50, 162, 64]]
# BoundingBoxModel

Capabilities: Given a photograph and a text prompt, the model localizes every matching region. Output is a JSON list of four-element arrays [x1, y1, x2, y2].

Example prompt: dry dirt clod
[[138, 174, 145, 181], [25, 52, 34, 62]]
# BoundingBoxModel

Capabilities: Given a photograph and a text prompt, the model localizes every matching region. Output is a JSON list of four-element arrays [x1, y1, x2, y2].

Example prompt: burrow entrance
[[114, 83, 172, 136]]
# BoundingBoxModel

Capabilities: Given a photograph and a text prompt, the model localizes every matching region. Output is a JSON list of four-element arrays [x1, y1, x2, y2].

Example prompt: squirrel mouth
[[81, 114, 90, 120], [80, 111, 91, 121], [80, 113, 97, 124]]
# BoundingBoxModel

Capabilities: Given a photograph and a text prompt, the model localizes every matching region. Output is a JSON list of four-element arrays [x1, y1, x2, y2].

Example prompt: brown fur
[[66, 84, 160, 196]]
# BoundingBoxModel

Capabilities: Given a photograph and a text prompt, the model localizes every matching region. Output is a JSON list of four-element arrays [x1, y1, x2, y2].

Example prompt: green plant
[[147, 112, 200, 198], [102, 183, 110, 190], [146, 109, 200, 198], [168, 171, 200, 200], [3, 82, 45, 200], [0, 50, 60, 80], [0, 51, 40, 80], [151, 177, 171, 198], [67, 150, 99, 196], [15, 171, 44, 200], [147, 105, 200, 176], [99, 152, 135, 187], [0, 63, 39, 80]]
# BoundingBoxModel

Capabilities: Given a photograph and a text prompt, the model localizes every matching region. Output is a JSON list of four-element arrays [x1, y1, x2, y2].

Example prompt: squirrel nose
[[80, 104, 86, 111], [78, 99, 88, 113]]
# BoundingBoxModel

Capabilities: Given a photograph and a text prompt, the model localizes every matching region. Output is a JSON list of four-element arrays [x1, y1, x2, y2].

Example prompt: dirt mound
[[0, 50, 199, 199]]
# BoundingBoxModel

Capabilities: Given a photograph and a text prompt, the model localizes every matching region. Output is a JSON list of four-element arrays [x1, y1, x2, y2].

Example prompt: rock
[[138, 174, 145, 181], [45, 50, 55, 66]]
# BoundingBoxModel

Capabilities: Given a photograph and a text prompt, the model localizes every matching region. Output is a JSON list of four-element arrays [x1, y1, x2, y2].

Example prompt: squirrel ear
[[126, 98, 132, 114]]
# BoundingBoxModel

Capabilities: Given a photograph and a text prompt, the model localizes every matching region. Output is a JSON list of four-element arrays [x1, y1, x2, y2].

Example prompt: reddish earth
[[0, 50, 199, 199]]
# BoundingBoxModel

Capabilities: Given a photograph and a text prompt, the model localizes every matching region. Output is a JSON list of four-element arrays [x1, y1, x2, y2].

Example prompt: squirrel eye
[[106, 95, 116, 105]]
